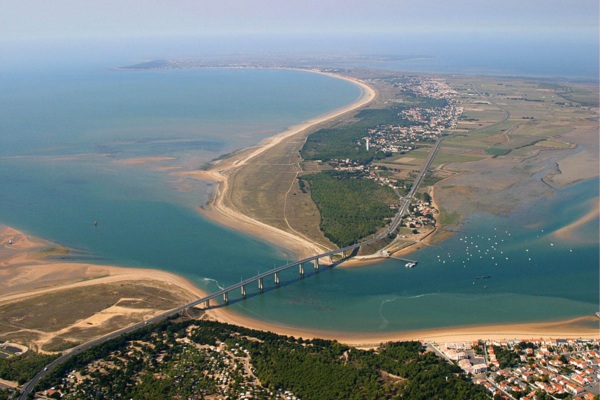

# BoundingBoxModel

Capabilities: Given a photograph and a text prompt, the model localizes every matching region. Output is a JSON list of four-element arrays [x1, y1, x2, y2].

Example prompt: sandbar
[[180, 71, 376, 259], [2, 72, 598, 350], [1, 225, 597, 349]]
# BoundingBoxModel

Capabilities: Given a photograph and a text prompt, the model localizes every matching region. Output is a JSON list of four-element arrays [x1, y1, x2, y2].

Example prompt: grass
[[438, 207, 462, 227], [430, 152, 485, 164], [485, 148, 511, 156], [535, 140, 575, 149], [0, 283, 188, 338]]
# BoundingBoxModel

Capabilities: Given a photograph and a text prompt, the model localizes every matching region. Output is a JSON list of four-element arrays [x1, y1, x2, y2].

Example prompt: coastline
[[1, 225, 597, 349], [177, 70, 598, 343], [180, 71, 377, 259], [209, 308, 599, 347], [1, 70, 598, 351]]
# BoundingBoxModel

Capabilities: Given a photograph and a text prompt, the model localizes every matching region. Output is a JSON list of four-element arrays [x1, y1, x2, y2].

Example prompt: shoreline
[[210, 308, 599, 347], [1, 225, 597, 348], [1, 71, 598, 349], [173, 71, 599, 343], [180, 71, 377, 259]]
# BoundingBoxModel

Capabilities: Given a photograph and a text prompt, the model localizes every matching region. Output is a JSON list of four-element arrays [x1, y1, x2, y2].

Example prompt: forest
[[301, 171, 398, 246], [300, 106, 412, 163], [0, 353, 58, 385], [28, 318, 489, 400]]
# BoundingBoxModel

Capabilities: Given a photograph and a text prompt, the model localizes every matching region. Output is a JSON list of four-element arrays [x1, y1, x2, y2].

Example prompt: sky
[[1, 0, 597, 41], [0, 1, 597, 78]]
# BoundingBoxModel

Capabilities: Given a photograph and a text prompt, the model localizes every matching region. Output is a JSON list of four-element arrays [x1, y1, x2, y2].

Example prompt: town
[[7, 324, 598, 399], [435, 338, 600, 399], [324, 76, 462, 244]]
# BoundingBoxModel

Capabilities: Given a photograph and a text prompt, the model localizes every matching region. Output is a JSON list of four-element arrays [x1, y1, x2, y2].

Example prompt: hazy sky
[[1, 0, 598, 41]]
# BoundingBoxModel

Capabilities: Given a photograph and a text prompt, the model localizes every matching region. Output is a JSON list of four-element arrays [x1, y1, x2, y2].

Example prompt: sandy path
[[181, 72, 376, 259]]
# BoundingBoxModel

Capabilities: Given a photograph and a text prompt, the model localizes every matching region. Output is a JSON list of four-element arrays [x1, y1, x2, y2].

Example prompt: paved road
[[18, 136, 445, 400]]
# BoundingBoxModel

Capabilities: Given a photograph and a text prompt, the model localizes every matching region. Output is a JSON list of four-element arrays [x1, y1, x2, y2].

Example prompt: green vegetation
[[0, 352, 59, 385], [37, 319, 488, 400], [0, 387, 11, 400], [301, 106, 414, 163], [438, 207, 461, 226], [493, 345, 521, 369], [485, 148, 511, 157], [301, 171, 397, 246], [301, 126, 376, 163]]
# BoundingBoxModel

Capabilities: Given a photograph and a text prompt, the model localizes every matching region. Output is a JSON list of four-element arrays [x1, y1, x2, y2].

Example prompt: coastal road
[[18, 131, 444, 400], [408, 136, 445, 200]]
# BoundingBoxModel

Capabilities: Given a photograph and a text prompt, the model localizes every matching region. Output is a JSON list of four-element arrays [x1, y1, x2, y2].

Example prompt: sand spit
[[2, 73, 598, 351], [180, 72, 376, 259]]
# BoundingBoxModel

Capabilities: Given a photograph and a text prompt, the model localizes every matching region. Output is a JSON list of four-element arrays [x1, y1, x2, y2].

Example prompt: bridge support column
[[299, 263, 304, 277], [274, 272, 280, 285], [204, 299, 210, 309], [241, 285, 246, 299], [223, 292, 229, 304], [313, 259, 319, 270], [258, 277, 263, 292], [342, 250, 347, 258]]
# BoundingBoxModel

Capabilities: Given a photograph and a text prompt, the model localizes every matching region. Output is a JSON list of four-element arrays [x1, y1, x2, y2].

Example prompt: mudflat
[[1, 72, 598, 352]]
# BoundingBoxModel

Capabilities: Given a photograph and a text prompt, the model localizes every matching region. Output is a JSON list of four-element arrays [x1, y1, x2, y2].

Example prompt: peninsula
[[1, 63, 598, 400]]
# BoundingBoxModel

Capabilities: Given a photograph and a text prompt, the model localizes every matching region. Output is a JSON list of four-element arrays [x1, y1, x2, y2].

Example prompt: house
[[471, 364, 488, 374]]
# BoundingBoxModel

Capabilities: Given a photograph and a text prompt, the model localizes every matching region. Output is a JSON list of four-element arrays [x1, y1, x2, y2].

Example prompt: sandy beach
[[1, 72, 598, 351], [180, 71, 376, 259], [1, 223, 597, 351], [210, 307, 599, 347]]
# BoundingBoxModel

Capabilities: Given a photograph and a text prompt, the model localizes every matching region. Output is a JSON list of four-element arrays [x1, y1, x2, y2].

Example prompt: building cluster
[[39, 333, 298, 400], [361, 76, 463, 155], [395, 76, 459, 100], [438, 338, 600, 399], [399, 201, 437, 232]]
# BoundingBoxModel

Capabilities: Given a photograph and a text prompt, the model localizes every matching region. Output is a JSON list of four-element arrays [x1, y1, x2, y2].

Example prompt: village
[[327, 76, 462, 239], [368, 76, 463, 153], [434, 338, 600, 399]]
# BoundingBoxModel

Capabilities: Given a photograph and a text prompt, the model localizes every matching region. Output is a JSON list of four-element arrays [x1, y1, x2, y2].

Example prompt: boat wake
[[202, 277, 225, 290], [378, 297, 398, 330], [406, 293, 439, 299]]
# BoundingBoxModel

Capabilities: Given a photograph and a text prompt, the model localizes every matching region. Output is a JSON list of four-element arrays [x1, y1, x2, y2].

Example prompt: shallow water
[[0, 66, 597, 333]]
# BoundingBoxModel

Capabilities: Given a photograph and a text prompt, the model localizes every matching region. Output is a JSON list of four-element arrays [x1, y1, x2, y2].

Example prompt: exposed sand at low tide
[[2, 73, 598, 348], [179, 72, 376, 259]]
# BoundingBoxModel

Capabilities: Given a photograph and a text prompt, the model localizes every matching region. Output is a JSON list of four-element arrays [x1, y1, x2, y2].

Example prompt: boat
[[405, 262, 417, 268]]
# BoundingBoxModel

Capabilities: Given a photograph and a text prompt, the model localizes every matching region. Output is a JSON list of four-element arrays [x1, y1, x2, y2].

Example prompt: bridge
[[17, 136, 445, 399]]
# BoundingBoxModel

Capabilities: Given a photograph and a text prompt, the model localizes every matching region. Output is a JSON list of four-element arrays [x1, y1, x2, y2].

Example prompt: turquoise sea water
[[0, 66, 597, 333]]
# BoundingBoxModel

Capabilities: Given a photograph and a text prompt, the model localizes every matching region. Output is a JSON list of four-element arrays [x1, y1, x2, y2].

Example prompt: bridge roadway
[[17, 136, 445, 399]]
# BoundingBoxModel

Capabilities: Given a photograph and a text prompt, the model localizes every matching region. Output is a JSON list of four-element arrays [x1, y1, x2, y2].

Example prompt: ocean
[[0, 64, 597, 333]]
